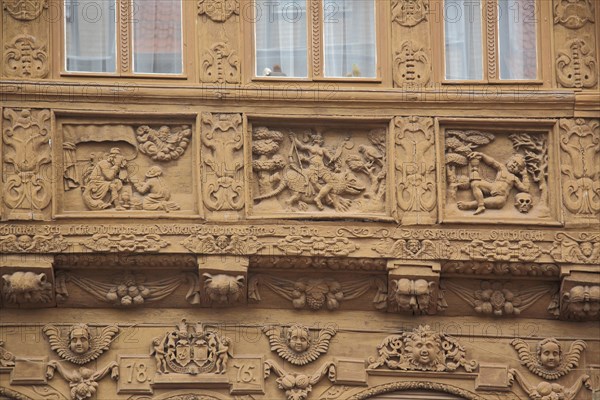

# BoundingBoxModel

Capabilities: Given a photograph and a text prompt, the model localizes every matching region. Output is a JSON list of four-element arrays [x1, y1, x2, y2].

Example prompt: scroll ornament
[[368, 325, 478, 372], [249, 275, 387, 311], [43, 323, 119, 365], [0, 341, 15, 367], [511, 338, 586, 380], [263, 324, 337, 365]]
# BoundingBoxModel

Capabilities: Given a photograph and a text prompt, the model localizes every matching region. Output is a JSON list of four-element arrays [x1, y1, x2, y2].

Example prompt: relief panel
[[54, 115, 199, 217], [439, 121, 561, 225], [248, 119, 390, 219]]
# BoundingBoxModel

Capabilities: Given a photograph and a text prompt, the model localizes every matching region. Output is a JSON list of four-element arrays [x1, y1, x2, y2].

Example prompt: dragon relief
[[262, 324, 337, 366], [252, 126, 386, 214], [42, 323, 119, 365], [511, 338, 587, 380]]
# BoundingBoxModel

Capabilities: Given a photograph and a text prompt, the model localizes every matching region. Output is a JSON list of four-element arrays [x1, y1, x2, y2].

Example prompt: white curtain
[[255, 0, 308, 77], [323, 0, 376, 78], [444, 0, 483, 80], [65, 0, 116, 73], [133, 0, 183, 74], [498, 0, 537, 79]]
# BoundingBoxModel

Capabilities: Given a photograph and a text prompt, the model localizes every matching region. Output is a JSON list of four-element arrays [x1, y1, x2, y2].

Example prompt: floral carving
[[4, 35, 48, 78], [441, 262, 560, 277], [46, 360, 119, 400], [2, 108, 51, 219], [81, 233, 168, 252], [461, 240, 542, 262], [0, 341, 15, 367], [393, 41, 430, 86], [373, 238, 455, 259], [554, 0, 595, 29], [249, 275, 387, 311], [0, 233, 69, 253], [252, 126, 386, 214], [511, 338, 587, 380], [394, 116, 436, 224], [561, 285, 600, 321], [509, 369, 591, 400], [42, 324, 119, 365], [277, 236, 359, 257], [54, 272, 201, 306], [201, 42, 240, 83], [389, 279, 446, 315], [559, 118, 600, 217], [3, 0, 48, 20], [549, 233, 600, 264], [135, 125, 191, 162], [264, 359, 335, 400], [391, 0, 428, 27], [1, 271, 52, 305], [182, 234, 263, 255], [202, 273, 245, 306], [444, 280, 552, 317], [197, 0, 239, 22], [556, 39, 597, 88], [152, 319, 232, 374], [201, 113, 244, 211], [368, 325, 478, 372], [263, 324, 337, 366]]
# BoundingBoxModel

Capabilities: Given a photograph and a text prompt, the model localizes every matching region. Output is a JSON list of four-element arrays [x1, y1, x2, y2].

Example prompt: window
[[65, 0, 183, 75], [443, 0, 538, 82], [254, 0, 378, 79]]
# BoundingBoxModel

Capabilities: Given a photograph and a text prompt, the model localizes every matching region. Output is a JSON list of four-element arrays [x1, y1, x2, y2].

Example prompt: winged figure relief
[[43, 323, 119, 365], [263, 324, 337, 366], [511, 338, 587, 380]]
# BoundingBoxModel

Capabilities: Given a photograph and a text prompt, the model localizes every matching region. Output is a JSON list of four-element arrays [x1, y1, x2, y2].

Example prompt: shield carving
[[175, 339, 191, 367], [192, 339, 209, 365]]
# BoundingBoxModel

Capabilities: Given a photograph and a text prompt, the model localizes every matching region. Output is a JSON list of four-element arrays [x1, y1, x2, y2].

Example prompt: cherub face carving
[[287, 325, 310, 353], [411, 337, 437, 366], [537, 339, 561, 370], [69, 325, 91, 354]]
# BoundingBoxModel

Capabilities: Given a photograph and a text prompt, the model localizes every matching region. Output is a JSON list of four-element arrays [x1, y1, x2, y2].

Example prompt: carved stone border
[[347, 381, 487, 400]]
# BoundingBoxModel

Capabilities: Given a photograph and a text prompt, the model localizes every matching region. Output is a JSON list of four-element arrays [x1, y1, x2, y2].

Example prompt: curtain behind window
[[498, 0, 537, 79], [444, 0, 483, 80]]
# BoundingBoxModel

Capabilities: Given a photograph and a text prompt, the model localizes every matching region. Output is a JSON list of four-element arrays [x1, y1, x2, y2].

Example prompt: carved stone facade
[[0, 1, 598, 399]]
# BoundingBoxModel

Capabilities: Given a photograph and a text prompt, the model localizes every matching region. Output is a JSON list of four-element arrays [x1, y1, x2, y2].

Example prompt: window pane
[[444, 0, 483, 80], [255, 0, 307, 77], [65, 0, 116, 73], [323, 0, 376, 78], [498, 0, 537, 79], [133, 0, 183, 74]]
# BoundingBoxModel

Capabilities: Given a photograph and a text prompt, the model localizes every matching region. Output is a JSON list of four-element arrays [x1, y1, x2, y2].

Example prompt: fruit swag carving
[[509, 369, 591, 400], [42, 324, 119, 365], [151, 319, 232, 374], [2, 108, 51, 220], [511, 338, 587, 380], [444, 129, 551, 220], [252, 126, 386, 214], [368, 325, 478, 372], [1, 271, 53, 305], [46, 360, 119, 400], [263, 324, 337, 365], [249, 275, 387, 311], [264, 359, 335, 400]]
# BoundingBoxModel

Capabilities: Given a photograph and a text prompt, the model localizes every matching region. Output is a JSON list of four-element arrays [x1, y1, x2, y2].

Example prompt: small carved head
[[287, 325, 310, 353], [580, 241, 594, 258], [145, 166, 163, 178], [16, 235, 34, 250], [506, 154, 526, 174], [406, 239, 421, 255], [536, 338, 561, 370], [405, 326, 441, 367], [69, 324, 91, 354], [514, 192, 533, 213]]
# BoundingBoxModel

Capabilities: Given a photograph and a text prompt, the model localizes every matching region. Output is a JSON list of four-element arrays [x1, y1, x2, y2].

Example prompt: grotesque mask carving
[[515, 192, 533, 213]]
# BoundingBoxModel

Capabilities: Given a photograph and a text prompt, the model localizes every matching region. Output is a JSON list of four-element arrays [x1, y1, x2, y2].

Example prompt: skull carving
[[514, 193, 533, 213]]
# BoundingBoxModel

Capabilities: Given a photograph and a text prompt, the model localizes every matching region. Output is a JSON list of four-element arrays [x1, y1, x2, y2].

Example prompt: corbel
[[559, 266, 600, 321], [197, 255, 248, 307], [386, 260, 444, 314], [0, 255, 56, 308]]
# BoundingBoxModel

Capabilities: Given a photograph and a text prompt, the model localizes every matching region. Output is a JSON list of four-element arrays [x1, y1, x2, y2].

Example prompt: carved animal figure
[[202, 273, 245, 305], [2, 271, 52, 304], [254, 166, 365, 212]]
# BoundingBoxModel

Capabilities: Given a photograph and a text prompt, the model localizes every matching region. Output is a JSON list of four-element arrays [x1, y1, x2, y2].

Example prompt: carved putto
[[550, 233, 600, 264], [46, 360, 119, 400], [151, 319, 232, 375], [392, 0, 429, 27], [511, 338, 587, 380], [4, 35, 48, 78], [135, 125, 191, 161], [202, 273, 245, 306], [368, 325, 478, 372], [3, 0, 48, 20], [264, 359, 335, 400], [43, 324, 119, 365], [262, 324, 337, 366], [252, 126, 386, 214], [1, 271, 53, 305], [554, 0, 595, 29]]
